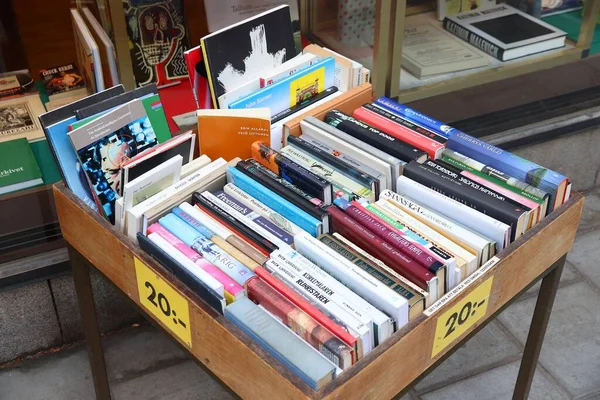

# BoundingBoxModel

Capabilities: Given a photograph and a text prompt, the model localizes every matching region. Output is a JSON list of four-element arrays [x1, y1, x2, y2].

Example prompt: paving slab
[[420, 361, 569, 400], [0, 281, 62, 363], [50, 270, 143, 343], [414, 321, 521, 394], [566, 229, 600, 289], [498, 282, 600, 397]]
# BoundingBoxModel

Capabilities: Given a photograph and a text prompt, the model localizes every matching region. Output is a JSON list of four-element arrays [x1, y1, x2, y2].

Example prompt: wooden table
[[53, 182, 584, 400]]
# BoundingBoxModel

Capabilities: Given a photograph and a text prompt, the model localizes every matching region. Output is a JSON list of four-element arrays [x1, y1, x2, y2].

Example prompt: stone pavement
[[1, 188, 599, 400]]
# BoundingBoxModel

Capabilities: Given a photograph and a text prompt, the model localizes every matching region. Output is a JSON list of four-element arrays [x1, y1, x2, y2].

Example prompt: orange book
[[197, 108, 270, 161]]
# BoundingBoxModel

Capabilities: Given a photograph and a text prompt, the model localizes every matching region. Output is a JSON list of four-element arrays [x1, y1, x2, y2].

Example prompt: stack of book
[[38, 5, 571, 392]]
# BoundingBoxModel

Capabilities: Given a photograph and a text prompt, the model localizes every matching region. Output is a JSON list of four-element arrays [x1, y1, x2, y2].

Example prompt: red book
[[183, 46, 213, 110], [353, 106, 445, 159], [253, 266, 358, 363], [247, 277, 354, 369], [328, 206, 440, 300]]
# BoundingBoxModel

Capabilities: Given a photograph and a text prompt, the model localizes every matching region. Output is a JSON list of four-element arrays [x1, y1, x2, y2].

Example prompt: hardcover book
[[443, 4, 567, 61], [0, 95, 46, 143], [0, 138, 43, 195], [200, 5, 298, 106], [184, 46, 213, 109], [40, 63, 87, 99], [71, 8, 104, 92], [197, 108, 270, 161]]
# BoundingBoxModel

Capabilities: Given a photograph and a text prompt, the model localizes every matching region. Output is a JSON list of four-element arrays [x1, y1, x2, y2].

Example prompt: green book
[[0, 138, 43, 195]]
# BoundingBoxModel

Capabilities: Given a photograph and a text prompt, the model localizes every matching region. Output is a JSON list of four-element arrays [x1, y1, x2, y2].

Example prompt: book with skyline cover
[[200, 5, 298, 107]]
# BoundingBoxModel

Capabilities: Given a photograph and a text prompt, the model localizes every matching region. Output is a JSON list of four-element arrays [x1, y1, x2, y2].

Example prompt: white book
[[380, 190, 495, 265], [119, 155, 183, 233], [81, 7, 119, 87], [223, 183, 304, 236], [396, 176, 510, 251], [303, 44, 352, 92], [375, 199, 478, 280], [332, 233, 432, 308], [181, 155, 212, 178], [301, 116, 403, 192], [295, 232, 408, 332], [147, 232, 225, 300], [259, 53, 319, 87], [126, 158, 227, 240], [273, 249, 385, 348], [264, 257, 371, 359], [217, 79, 260, 109], [201, 191, 291, 250], [178, 202, 236, 242]]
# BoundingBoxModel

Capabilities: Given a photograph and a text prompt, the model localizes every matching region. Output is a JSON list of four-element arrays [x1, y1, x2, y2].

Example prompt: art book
[[0, 95, 46, 143], [200, 5, 297, 106], [122, 0, 190, 86], [228, 57, 335, 116], [68, 98, 158, 223]]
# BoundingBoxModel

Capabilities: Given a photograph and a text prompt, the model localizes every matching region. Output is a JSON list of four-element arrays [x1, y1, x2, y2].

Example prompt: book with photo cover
[[40, 63, 87, 100], [443, 4, 567, 61], [200, 5, 297, 107], [68, 98, 159, 223]]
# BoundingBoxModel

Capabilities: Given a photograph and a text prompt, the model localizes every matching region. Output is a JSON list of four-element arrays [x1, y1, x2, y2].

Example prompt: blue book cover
[[159, 213, 256, 285], [225, 298, 335, 390], [447, 132, 568, 211], [374, 97, 456, 139], [45, 117, 98, 211], [228, 57, 335, 115], [226, 166, 321, 236], [213, 190, 294, 246]]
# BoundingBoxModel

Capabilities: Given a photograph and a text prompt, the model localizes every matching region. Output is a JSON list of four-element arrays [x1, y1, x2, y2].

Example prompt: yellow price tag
[[431, 276, 494, 358], [134, 257, 192, 347]]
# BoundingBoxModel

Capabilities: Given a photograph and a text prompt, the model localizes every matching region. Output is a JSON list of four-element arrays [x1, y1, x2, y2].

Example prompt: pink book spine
[[461, 171, 540, 211], [147, 224, 244, 296]]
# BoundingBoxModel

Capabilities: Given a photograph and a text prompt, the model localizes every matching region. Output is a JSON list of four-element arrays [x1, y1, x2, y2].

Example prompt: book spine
[[324, 109, 427, 163], [178, 202, 269, 265], [172, 207, 262, 270], [280, 146, 374, 202], [442, 149, 548, 203], [287, 135, 379, 193], [193, 192, 279, 254], [253, 266, 358, 361], [443, 18, 505, 60], [251, 141, 331, 204], [246, 277, 353, 369], [334, 198, 446, 273], [352, 107, 444, 159], [403, 161, 521, 239], [147, 223, 244, 301], [159, 213, 257, 286], [205, 191, 293, 249], [373, 97, 454, 138], [226, 167, 322, 237], [328, 206, 434, 290]]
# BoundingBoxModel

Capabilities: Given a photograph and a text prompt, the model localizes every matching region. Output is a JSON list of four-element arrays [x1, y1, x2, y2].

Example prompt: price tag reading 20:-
[[431, 276, 494, 357], [134, 257, 192, 347]]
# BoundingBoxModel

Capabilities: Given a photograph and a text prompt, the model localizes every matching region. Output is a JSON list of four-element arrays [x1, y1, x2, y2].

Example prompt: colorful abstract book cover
[[123, 0, 190, 86]]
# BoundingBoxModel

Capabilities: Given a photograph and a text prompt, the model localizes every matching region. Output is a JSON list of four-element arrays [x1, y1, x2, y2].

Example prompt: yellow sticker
[[134, 257, 192, 347], [431, 276, 494, 358]]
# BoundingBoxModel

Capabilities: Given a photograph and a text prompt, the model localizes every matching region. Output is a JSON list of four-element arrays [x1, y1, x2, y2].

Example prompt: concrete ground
[[1, 187, 599, 400]]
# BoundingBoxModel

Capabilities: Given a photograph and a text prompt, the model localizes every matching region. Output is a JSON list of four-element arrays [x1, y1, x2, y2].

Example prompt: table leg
[[513, 254, 566, 400], [69, 245, 112, 400]]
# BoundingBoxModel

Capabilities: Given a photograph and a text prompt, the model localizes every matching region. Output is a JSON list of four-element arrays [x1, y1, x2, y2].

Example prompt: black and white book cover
[[200, 5, 297, 104], [443, 4, 567, 61]]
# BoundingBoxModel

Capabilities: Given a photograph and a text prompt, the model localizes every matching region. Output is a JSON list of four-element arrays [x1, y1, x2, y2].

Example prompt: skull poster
[[123, 0, 190, 87]]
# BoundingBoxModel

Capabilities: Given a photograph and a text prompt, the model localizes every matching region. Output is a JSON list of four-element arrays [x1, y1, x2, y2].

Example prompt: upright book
[[200, 5, 298, 107], [443, 4, 567, 61], [71, 8, 104, 92]]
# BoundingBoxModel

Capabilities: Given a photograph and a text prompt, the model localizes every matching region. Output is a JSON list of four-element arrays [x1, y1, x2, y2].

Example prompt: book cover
[[226, 165, 323, 236], [68, 99, 159, 222], [200, 5, 297, 105], [324, 109, 428, 164], [447, 131, 568, 211], [184, 46, 213, 109], [246, 277, 353, 370], [40, 63, 87, 98], [228, 57, 335, 115], [443, 4, 567, 61], [270, 86, 338, 124], [122, 0, 190, 86], [74, 84, 157, 120], [0, 70, 36, 100], [225, 298, 336, 390], [0, 138, 43, 195], [82, 7, 120, 88], [259, 53, 319, 87], [71, 8, 104, 93], [197, 108, 270, 161], [0, 95, 46, 143]]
